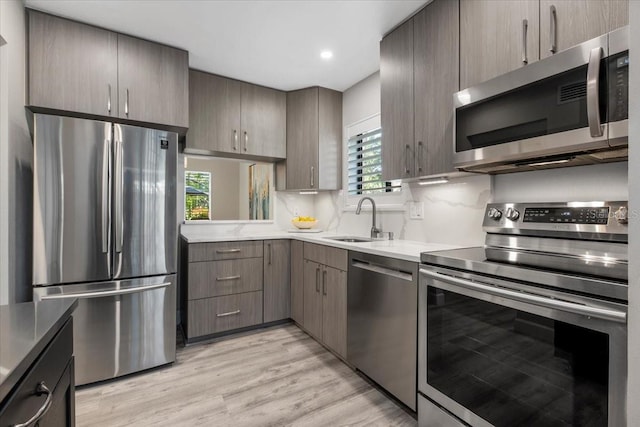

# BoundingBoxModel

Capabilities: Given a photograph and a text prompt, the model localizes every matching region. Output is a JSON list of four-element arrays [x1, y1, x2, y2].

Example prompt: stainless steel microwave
[[454, 26, 628, 173]]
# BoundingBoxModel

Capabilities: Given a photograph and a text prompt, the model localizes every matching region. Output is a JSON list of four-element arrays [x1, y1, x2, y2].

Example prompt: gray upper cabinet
[[381, 0, 458, 181], [188, 70, 242, 154], [27, 10, 118, 118], [27, 10, 188, 129], [117, 34, 189, 128], [540, 0, 628, 60], [263, 240, 291, 323], [186, 71, 286, 160], [278, 87, 342, 191], [413, 0, 459, 177], [381, 18, 414, 181], [460, 0, 539, 89], [241, 83, 287, 159]]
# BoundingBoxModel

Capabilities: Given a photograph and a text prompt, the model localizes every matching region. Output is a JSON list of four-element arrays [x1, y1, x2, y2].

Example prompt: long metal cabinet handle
[[216, 275, 240, 282], [217, 309, 241, 318], [310, 166, 315, 188], [233, 130, 238, 151], [405, 144, 411, 175], [549, 5, 557, 54], [244, 131, 248, 152], [107, 84, 112, 113], [216, 249, 241, 254], [13, 382, 53, 427], [587, 47, 604, 137], [352, 261, 413, 281], [114, 134, 124, 253], [125, 88, 129, 116], [522, 19, 529, 64], [420, 269, 627, 323], [101, 138, 111, 254], [39, 282, 171, 300], [322, 270, 327, 295], [417, 141, 423, 173], [268, 243, 272, 265], [315, 267, 320, 292]]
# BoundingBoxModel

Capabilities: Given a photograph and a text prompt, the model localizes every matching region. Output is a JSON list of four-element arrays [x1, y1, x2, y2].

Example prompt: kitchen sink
[[324, 236, 373, 243]]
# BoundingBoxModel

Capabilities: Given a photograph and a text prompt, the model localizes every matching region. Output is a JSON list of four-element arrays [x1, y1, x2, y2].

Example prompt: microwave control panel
[[609, 51, 629, 122]]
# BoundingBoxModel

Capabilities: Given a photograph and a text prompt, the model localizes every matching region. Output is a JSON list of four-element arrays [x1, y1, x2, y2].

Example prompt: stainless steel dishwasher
[[347, 251, 418, 411]]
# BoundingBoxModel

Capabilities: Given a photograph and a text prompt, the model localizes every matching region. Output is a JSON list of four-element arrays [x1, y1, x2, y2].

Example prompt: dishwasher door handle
[[351, 261, 413, 281]]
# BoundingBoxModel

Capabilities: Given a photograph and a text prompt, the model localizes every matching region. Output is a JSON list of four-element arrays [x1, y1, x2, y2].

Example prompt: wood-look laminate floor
[[76, 324, 417, 427]]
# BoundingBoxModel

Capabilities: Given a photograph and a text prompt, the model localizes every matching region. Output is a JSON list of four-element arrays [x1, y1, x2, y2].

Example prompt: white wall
[[628, 1, 639, 424], [315, 70, 490, 247], [0, 0, 32, 304]]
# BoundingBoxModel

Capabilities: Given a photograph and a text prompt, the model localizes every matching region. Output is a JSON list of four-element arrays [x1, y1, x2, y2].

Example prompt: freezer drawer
[[34, 275, 176, 385]]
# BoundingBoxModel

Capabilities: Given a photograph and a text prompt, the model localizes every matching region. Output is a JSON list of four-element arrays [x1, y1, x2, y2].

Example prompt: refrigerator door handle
[[114, 126, 124, 254], [101, 137, 111, 254], [38, 282, 170, 300]]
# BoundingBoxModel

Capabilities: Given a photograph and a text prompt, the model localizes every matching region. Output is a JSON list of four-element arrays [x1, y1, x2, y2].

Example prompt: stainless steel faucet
[[356, 197, 382, 239]]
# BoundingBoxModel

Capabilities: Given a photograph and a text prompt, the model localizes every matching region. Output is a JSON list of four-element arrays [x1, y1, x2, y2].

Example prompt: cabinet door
[[460, 0, 539, 89], [290, 240, 304, 324], [28, 10, 118, 117], [322, 266, 347, 358], [264, 240, 291, 322], [414, 0, 459, 177], [286, 88, 319, 189], [381, 18, 414, 180], [241, 83, 286, 159], [540, 1, 609, 59], [188, 71, 242, 154], [610, 0, 629, 31], [117, 34, 188, 127], [318, 88, 343, 190], [303, 260, 323, 339]]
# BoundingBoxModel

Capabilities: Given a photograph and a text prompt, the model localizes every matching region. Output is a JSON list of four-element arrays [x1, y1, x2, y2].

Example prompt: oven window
[[427, 287, 608, 427]]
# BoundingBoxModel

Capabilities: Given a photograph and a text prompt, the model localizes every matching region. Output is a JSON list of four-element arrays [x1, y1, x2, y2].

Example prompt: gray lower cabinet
[[188, 258, 263, 299], [27, 9, 188, 129], [277, 87, 342, 191], [264, 240, 291, 322], [186, 70, 286, 160], [187, 292, 263, 337], [301, 243, 347, 359], [381, 0, 459, 181], [290, 240, 305, 324]]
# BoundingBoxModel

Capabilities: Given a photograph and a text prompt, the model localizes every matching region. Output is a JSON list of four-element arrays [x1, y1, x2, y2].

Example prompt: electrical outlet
[[410, 202, 424, 220], [293, 207, 299, 216]]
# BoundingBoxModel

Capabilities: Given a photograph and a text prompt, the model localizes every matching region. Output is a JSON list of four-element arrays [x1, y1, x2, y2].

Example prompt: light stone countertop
[[180, 228, 464, 263]]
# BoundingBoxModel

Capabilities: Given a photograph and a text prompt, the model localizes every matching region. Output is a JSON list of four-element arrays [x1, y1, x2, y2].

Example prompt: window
[[347, 128, 401, 195], [185, 171, 211, 220]]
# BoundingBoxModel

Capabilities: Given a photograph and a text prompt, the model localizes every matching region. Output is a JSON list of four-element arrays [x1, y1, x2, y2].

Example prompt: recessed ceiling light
[[320, 50, 333, 60]]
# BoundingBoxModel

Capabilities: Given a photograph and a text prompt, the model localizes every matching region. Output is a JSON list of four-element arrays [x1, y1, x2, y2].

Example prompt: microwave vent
[[558, 81, 587, 103]]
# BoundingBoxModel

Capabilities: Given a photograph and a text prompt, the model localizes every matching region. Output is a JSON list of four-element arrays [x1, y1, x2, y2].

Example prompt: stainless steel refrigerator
[[32, 114, 177, 386]]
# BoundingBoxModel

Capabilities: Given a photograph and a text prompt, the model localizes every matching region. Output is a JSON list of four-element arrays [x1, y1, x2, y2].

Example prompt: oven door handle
[[420, 269, 627, 323]]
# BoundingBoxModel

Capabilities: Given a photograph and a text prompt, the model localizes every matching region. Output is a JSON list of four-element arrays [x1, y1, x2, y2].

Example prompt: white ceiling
[[25, 0, 427, 92]]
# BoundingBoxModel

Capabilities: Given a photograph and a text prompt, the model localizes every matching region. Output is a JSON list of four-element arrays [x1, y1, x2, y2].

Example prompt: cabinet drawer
[[187, 291, 263, 337], [188, 258, 263, 300], [188, 241, 263, 262], [0, 319, 73, 426], [304, 243, 348, 271]]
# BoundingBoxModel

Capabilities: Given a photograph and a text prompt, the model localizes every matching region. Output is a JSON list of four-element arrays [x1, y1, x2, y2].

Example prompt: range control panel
[[523, 207, 609, 224]]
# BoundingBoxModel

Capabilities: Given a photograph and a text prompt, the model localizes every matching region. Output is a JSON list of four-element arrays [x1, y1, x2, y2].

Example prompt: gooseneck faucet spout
[[356, 197, 382, 238]]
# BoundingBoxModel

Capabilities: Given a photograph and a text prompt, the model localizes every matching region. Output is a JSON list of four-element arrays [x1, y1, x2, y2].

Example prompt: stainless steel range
[[418, 201, 628, 427]]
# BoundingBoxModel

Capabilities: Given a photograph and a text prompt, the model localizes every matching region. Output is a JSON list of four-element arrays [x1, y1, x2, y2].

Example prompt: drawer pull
[[217, 309, 241, 318], [216, 249, 241, 254], [13, 382, 52, 427], [216, 275, 240, 282]]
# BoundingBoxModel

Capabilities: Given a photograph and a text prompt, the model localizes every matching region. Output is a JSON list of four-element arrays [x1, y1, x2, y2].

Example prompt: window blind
[[347, 128, 401, 195]]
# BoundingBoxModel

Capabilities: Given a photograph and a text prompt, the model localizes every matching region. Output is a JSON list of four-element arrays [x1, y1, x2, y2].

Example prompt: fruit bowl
[[292, 217, 318, 229]]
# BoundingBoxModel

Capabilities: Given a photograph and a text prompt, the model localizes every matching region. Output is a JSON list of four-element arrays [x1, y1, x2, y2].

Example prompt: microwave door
[[33, 115, 113, 286], [112, 124, 177, 280]]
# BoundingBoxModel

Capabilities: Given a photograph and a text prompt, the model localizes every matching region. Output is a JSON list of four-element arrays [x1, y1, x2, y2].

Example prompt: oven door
[[418, 266, 627, 427]]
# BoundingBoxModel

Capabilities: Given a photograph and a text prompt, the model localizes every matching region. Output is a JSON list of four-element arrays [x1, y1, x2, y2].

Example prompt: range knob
[[614, 206, 628, 224], [487, 207, 502, 220], [505, 207, 520, 221]]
